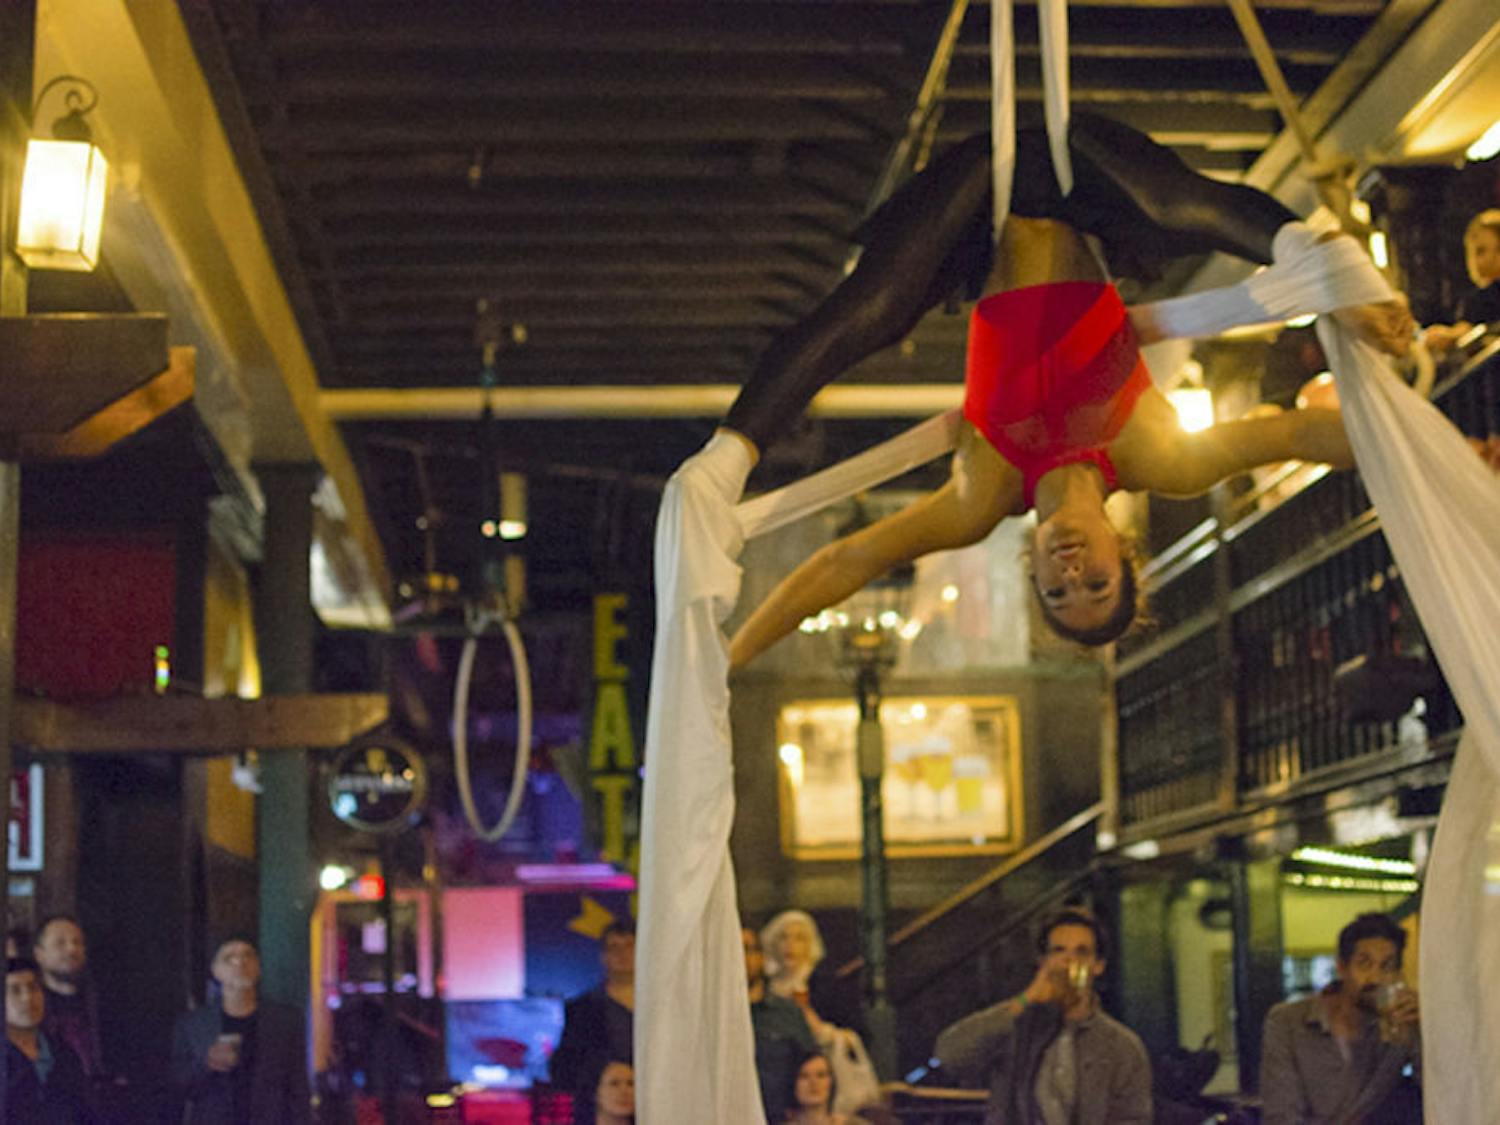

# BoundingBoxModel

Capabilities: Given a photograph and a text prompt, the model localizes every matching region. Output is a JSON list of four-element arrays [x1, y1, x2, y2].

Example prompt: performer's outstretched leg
[[723, 135, 993, 453], [1063, 112, 1297, 266]]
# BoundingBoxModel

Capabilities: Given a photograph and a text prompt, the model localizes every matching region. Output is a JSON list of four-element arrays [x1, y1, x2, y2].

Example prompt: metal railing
[[1113, 341, 1498, 832]]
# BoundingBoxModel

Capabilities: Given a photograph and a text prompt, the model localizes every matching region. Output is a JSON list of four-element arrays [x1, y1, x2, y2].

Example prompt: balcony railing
[[1112, 338, 1498, 834]]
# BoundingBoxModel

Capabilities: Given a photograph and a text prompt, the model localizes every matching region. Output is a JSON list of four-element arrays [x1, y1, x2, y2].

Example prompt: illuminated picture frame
[[776, 694, 1023, 859]]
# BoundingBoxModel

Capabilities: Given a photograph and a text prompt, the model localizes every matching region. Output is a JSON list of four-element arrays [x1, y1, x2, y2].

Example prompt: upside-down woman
[[719, 114, 1414, 660]]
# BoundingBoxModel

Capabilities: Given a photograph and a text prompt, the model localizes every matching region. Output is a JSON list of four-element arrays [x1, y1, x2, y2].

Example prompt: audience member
[[32, 913, 104, 1078], [934, 906, 1152, 1124], [550, 920, 636, 1097], [587, 1058, 635, 1125], [746, 925, 818, 1123], [761, 910, 856, 1042], [5, 956, 97, 1123], [783, 1047, 871, 1125], [171, 936, 311, 1124], [1259, 912, 1421, 1125], [1424, 208, 1500, 353]]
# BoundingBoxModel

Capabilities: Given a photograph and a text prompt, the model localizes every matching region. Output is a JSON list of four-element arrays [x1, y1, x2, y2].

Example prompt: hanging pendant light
[[16, 76, 109, 272]]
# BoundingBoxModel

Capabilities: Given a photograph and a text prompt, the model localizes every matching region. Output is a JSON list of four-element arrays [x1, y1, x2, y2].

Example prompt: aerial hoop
[[451, 607, 534, 842]]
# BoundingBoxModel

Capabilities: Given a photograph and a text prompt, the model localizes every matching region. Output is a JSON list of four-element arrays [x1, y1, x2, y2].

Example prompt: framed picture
[[9, 765, 44, 873], [776, 695, 1022, 859]]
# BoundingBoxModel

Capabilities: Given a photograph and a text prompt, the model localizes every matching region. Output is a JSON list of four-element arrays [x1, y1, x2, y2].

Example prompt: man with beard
[[171, 937, 310, 1123], [32, 915, 103, 1078], [1260, 913, 1421, 1124]]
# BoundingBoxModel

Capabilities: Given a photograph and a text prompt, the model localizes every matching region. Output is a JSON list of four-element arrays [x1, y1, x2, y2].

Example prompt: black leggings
[[724, 113, 1297, 451]]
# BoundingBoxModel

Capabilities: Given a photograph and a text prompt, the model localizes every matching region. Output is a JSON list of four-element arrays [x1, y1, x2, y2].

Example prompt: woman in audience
[[586, 1059, 634, 1125], [761, 911, 846, 1042], [783, 1050, 868, 1125]]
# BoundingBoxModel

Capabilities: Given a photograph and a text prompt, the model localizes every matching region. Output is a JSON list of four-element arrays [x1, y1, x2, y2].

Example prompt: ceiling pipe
[[321, 385, 963, 421]]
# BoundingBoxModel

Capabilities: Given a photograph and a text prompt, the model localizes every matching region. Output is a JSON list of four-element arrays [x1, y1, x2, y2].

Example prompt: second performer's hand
[[1332, 298, 1416, 358]]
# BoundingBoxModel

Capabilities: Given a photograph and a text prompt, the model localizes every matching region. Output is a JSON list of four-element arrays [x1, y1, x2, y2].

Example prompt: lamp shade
[[17, 138, 108, 271]]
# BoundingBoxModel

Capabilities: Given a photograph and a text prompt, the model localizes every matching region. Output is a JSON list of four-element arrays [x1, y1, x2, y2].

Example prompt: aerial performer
[[719, 113, 1415, 656]]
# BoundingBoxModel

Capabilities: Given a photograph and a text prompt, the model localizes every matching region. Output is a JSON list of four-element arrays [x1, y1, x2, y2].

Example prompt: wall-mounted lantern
[[17, 76, 109, 272]]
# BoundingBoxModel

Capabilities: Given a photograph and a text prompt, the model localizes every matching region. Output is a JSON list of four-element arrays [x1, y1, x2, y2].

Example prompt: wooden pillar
[[0, 11, 33, 1117], [253, 463, 320, 1010]]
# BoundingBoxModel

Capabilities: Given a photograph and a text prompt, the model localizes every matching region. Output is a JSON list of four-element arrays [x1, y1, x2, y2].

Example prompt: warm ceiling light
[[1168, 387, 1214, 433], [1466, 118, 1500, 162], [16, 77, 109, 272], [499, 472, 526, 540]]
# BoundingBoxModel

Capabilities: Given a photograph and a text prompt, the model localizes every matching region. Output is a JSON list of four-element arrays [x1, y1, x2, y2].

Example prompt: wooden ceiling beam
[[261, 102, 886, 150], [293, 149, 757, 186], [313, 246, 842, 278], [953, 6, 1363, 59], [942, 57, 1322, 102], [268, 2, 914, 56], [15, 693, 389, 754], [333, 326, 779, 353], [342, 304, 797, 333], [341, 277, 819, 305], [310, 180, 862, 220], [933, 100, 1277, 150], [320, 214, 850, 250], [277, 55, 901, 104]]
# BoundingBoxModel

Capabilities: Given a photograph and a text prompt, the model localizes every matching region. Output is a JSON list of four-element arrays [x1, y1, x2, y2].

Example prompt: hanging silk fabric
[[991, 0, 1074, 233]]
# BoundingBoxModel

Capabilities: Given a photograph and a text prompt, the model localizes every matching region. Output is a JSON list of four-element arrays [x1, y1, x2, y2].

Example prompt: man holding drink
[[934, 906, 1152, 1123], [1260, 912, 1421, 1124], [171, 936, 310, 1123]]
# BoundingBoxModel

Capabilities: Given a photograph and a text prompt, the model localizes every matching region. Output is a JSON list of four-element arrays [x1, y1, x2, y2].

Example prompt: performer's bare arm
[[1121, 398, 1353, 498], [728, 428, 1019, 669]]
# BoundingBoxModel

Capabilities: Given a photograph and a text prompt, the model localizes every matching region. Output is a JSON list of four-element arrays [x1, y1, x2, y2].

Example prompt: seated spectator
[[171, 936, 311, 1123], [746, 926, 818, 1123], [587, 1058, 635, 1125], [550, 921, 635, 1099], [1259, 912, 1421, 1125], [5, 956, 97, 1123], [933, 906, 1151, 1124], [1424, 209, 1500, 353], [783, 1048, 872, 1125]]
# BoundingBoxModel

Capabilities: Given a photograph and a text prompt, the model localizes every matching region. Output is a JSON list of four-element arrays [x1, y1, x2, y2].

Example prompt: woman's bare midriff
[[983, 216, 1107, 296]]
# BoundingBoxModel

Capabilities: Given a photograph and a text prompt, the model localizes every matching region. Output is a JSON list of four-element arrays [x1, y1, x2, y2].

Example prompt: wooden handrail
[[836, 802, 1105, 979]]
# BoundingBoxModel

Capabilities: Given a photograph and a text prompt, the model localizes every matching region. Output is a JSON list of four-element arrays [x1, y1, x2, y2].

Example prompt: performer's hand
[[1422, 323, 1471, 355], [1466, 435, 1500, 474], [1332, 298, 1415, 358]]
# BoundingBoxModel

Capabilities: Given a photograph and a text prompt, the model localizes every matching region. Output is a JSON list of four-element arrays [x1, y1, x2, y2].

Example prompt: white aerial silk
[[991, 0, 1073, 234]]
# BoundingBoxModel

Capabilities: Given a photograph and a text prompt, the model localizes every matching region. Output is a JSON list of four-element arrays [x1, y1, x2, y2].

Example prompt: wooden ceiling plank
[[312, 246, 842, 278]]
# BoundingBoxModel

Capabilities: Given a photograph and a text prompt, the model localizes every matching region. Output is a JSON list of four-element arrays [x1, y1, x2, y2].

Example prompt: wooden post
[[0, 2, 35, 1115]]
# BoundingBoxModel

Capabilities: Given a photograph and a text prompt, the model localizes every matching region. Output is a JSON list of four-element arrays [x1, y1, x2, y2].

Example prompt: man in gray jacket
[[934, 907, 1152, 1124]]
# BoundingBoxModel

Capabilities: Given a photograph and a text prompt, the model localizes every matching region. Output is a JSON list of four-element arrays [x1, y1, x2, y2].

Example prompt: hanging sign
[[589, 593, 641, 872], [328, 738, 428, 834]]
